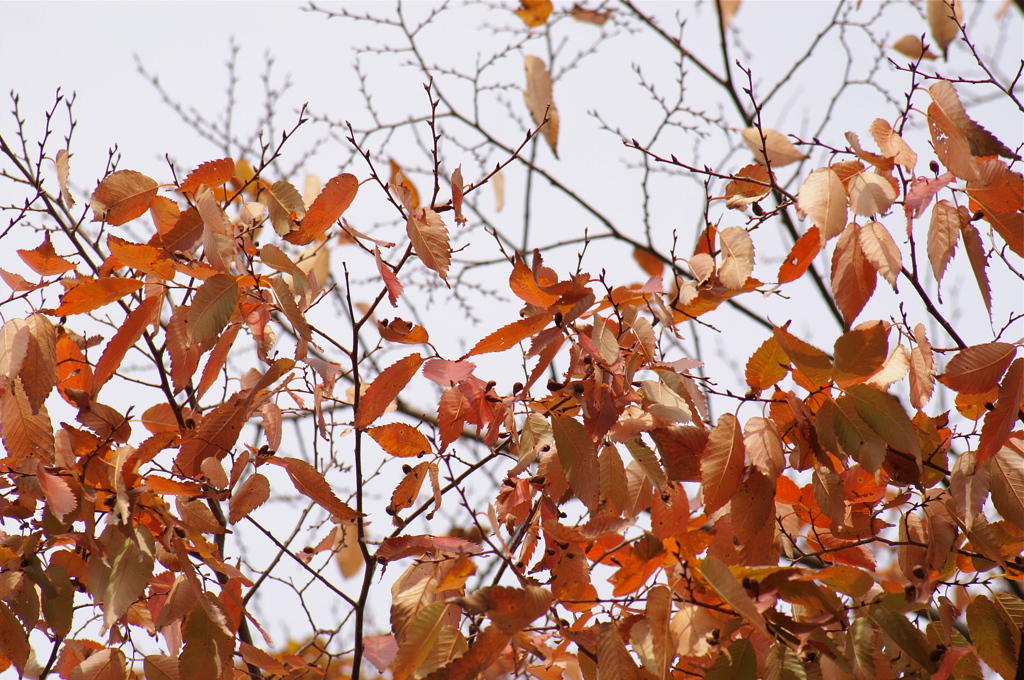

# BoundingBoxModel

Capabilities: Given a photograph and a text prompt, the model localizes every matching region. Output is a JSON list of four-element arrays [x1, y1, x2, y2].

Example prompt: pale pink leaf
[[374, 247, 404, 307], [718, 226, 755, 290], [422, 359, 477, 386], [858, 220, 902, 289], [927, 200, 965, 285]]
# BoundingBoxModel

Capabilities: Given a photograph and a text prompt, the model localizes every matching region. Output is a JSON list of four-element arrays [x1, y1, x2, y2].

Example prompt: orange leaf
[[107, 235, 176, 280], [283, 173, 359, 245], [960, 220, 992, 316], [724, 163, 772, 210], [389, 160, 420, 210], [466, 312, 553, 357], [175, 397, 246, 476], [368, 422, 433, 458], [273, 456, 360, 520], [354, 354, 424, 429], [869, 118, 917, 170], [387, 461, 430, 516], [700, 413, 745, 514], [939, 342, 1016, 394], [407, 207, 451, 283], [928, 200, 966, 285], [17, 234, 76, 276], [745, 335, 790, 393], [19, 313, 57, 414], [56, 331, 94, 403], [515, 0, 552, 27], [773, 325, 833, 390], [48, 276, 143, 316], [90, 169, 159, 226], [0, 375, 56, 462], [509, 253, 559, 307], [229, 472, 270, 523], [197, 322, 241, 400], [551, 415, 599, 511], [177, 158, 235, 195], [831, 222, 876, 326], [92, 295, 162, 397], [378, 318, 429, 345], [632, 247, 664, 276], [437, 387, 471, 452], [977, 359, 1022, 464]]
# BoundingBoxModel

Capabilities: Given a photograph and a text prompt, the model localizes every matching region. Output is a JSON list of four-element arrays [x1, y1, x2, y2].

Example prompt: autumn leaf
[[773, 325, 833, 390], [832, 322, 888, 387], [571, 3, 612, 25], [724, 164, 771, 210], [378, 318, 429, 345], [891, 35, 939, 61], [831, 222, 876, 326], [798, 167, 847, 243], [515, 0, 552, 27], [939, 342, 1016, 394], [48, 276, 144, 316], [354, 354, 424, 429], [926, 0, 962, 59], [390, 160, 421, 210], [741, 128, 808, 167], [551, 415, 599, 511], [54, 148, 74, 207], [264, 180, 306, 236], [858, 220, 901, 290], [466, 312, 553, 357], [177, 158, 235, 195], [524, 55, 559, 157], [777, 226, 821, 284], [718, 226, 755, 290], [700, 413, 744, 514], [869, 118, 917, 170], [909, 324, 935, 410], [107, 235, 176, 280], [283, 173, 359, 245], [407, 207, 451, 283], [450, 165, 467, 226], [92, 295, 161, 396], [90, 170, 159, 226], [187, 273, 239, 345], [270, 456, 360, 520], [368, 422, 433, 458], [976, 358, 1023, 465], [18, 234, 76, 276]]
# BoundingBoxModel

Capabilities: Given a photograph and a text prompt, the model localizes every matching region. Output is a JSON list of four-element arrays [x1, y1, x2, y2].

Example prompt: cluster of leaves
[[0, 1, 1022, 680]]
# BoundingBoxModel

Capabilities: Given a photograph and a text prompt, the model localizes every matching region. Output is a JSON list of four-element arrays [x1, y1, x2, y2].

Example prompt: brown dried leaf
[[858, 220, 902, 289], [524, 55, 559, 157], [275, 456, 360, 520], [228, 472, 270, 524], [407, 207, 451, 283], [831, 223, 876, 327], [926, 0, 962, 59], [891, 35, 939, 61], [909, 324, 935, 410], [724, 164, 771, 210], [701, 413, 744, 514], [718, 226, 755, 291], [741, 128, 808, 167], [90, 170, 159, 226], [54, 149, 75, 207], [798, 167, 848, 243]]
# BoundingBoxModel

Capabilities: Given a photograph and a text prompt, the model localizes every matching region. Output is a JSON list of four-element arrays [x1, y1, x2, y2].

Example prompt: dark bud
[[485, 380, 497, 392], [380, 318, 389, 327], [515, 561, 524, 569], [985, 402, 996, 411], [971, 211, 984, 222], [554, 312, 563, 327], [512, 382, 523, 394], [661, 491, 671, 503], [573, 383, 585, 394], [556, 541, 570, 550], [503, 478, 516, 487], [530, 475, 546, 485], [546, 548, 556, 556], [558, 510, 567, 518], [911, 565, 926, 579], [804, 650, 816, 663], [402, 464, 413, 474], [929, 647, 945, 663], [752, 202, 764, 216], [929, 160, 940, 175], [385, 506, 396, 516], [547, 379, 564, 391]]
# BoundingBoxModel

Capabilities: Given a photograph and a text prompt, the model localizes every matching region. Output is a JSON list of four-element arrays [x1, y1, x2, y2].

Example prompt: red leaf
[[177, 158, 235, 195], [778, 226, 821, 284], [437, 386, 471, 452], [466, 313, 553, 358], [354, 354, 424, 429], [283, 173, 359, 245]]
